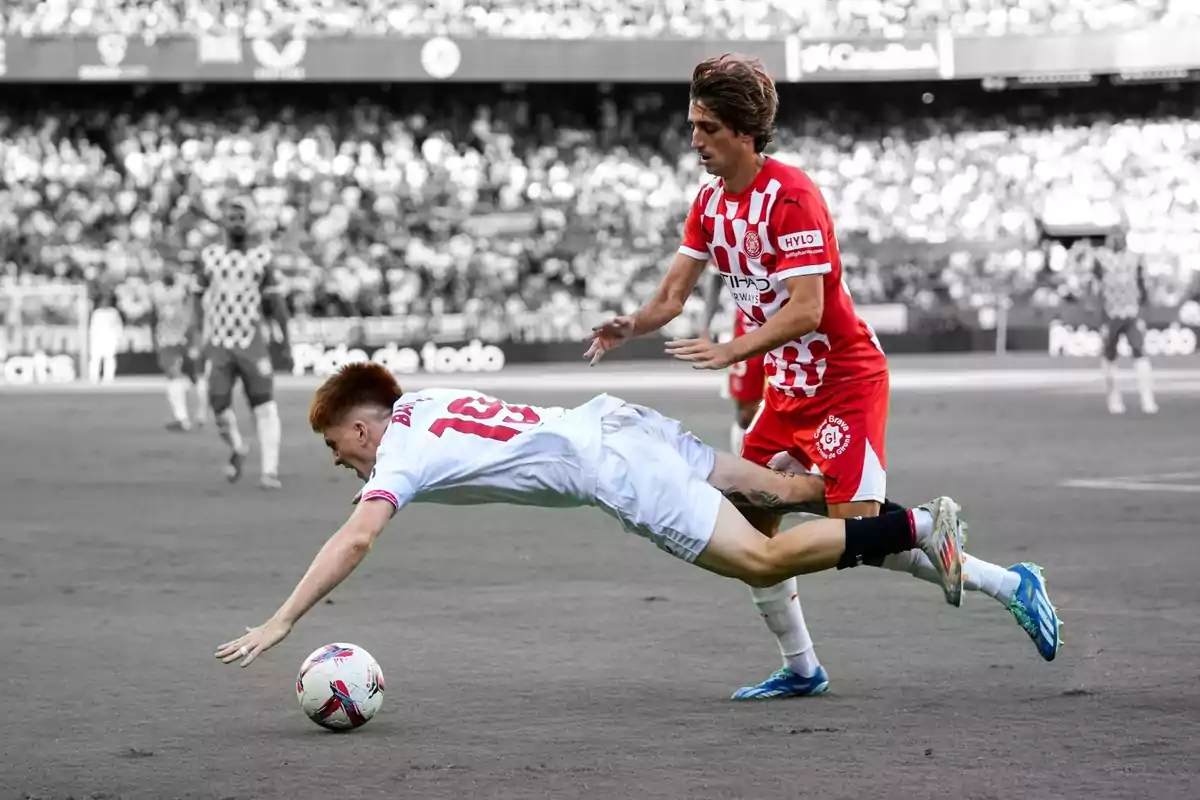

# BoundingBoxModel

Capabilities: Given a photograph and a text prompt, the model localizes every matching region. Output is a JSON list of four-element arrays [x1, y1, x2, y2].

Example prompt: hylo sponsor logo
[[778, 229, 823, 254]]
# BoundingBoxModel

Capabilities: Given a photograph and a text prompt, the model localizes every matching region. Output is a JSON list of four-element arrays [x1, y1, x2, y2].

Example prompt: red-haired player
[[586, 54, 1060, 699], [215, 363, 972, 672]]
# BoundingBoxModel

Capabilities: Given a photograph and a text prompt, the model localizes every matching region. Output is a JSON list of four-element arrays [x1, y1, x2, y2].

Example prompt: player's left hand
[[215, 618, 293, 667], [665, 336, 737, 370]]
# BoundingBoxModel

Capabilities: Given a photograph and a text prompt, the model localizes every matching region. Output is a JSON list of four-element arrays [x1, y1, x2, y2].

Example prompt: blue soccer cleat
[[730, 666, 830, 701], [1007, 563, 1062, 662]]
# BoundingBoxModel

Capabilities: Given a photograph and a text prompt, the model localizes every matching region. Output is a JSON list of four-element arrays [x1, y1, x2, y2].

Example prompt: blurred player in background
[[192, 196, 289, 489], [1086, 232, 1158, 415], [699, 271, 764, 455], [88, 292, 123, 384], [152, 270, 207, 431], [587, 53, 1060, 699]]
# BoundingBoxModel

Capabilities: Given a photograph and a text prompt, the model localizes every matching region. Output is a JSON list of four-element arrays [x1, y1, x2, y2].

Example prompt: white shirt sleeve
[[358, 444, 422, 512]]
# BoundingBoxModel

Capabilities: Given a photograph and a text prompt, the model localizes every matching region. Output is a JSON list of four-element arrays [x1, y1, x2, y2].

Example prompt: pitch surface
[[4, 369, 1199, 799]]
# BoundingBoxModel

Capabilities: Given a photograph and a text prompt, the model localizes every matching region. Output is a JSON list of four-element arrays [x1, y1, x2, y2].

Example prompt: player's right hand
[[215, 618, 293, 668], [584, 316, 635, 366]]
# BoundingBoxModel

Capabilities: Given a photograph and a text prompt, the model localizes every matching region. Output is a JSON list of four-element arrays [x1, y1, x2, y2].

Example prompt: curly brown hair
[[690, 53, 778, 153], [308, 362, 403, 432]]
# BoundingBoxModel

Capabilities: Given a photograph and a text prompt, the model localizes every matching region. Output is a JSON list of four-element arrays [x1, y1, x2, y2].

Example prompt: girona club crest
[[815, 415, 851, 459], [743, 230, 763, 259]]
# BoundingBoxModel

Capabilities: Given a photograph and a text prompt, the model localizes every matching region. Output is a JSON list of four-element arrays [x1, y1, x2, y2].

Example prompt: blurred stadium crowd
[[2, 0, 1198, 39], [2, 79, 1198, 337]]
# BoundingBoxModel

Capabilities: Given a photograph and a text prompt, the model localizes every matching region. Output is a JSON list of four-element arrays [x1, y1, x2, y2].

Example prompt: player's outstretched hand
[[666, 336, 736, 370], [215, 618, 293, 668], [584, 316, 635, 366]]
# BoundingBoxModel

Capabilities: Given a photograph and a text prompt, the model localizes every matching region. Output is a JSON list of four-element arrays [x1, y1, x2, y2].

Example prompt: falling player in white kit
[[217, 363, 981, 679]]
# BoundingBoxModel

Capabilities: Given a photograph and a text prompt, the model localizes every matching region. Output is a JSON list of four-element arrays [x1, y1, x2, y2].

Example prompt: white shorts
[[591, 402, 724, 563]]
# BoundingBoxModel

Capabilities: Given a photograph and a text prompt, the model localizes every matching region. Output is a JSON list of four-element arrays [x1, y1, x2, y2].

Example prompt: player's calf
[[697, 497, 964, 600], [211, 397, 249, 482]]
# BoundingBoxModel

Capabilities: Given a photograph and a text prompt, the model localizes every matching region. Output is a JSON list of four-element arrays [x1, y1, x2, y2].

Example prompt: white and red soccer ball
[[296, 643, 385, 731]]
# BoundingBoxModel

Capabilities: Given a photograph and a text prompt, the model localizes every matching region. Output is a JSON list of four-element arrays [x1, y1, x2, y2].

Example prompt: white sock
[[254, 400, 281, 477], [1134, 357, 1156, 408], [909, 507, 933, 542], [962, 555, 1021, 607], [730, 421, 747, 456], [193, 378, 209, 423], [166, 378, 190, 424], [875, 551, 1019, 607], [1101, 359, 1118, 396], [216, 408, 245, 454], [749, 579, 820, 677]]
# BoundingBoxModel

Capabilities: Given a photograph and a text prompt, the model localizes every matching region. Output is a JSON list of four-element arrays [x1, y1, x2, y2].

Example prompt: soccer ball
[[295, 643, 385, 731]]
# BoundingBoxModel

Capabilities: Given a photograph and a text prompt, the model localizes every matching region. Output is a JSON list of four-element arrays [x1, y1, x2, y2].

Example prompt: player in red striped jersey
[[587, 54, 1060, 697]]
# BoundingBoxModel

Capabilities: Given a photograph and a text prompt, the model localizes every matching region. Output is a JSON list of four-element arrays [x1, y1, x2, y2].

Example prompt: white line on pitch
[[1060, 479, 1200, 494], [1087, 471, 1200, 483]]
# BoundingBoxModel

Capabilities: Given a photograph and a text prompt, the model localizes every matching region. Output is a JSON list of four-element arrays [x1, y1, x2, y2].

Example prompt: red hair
[[308, 362, 402, 432]]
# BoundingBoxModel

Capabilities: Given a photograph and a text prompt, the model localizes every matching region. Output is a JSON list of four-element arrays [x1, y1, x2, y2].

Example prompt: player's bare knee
[[741, 539, 787, 588]]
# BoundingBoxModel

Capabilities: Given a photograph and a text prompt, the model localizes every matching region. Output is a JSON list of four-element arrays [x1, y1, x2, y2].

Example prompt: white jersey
[[359, 389, 626, 512]]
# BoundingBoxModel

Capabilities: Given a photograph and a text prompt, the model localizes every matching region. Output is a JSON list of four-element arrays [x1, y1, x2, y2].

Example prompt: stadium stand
[[2, 0, 1197, 38], [2, 81, 1197, 332]]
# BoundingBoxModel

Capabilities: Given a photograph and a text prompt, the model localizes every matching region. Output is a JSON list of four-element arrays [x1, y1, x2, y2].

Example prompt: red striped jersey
[[679, 158, 886, 398]]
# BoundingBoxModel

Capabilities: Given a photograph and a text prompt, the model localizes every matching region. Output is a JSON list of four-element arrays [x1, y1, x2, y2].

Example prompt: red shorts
[[741, 377, 890, 505], [728, 314, 766, 406]]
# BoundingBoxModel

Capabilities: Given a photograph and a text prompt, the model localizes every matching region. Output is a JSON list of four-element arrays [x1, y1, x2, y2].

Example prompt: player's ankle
[[909, 507, 934, 542], [784, 649, 820, 678]]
